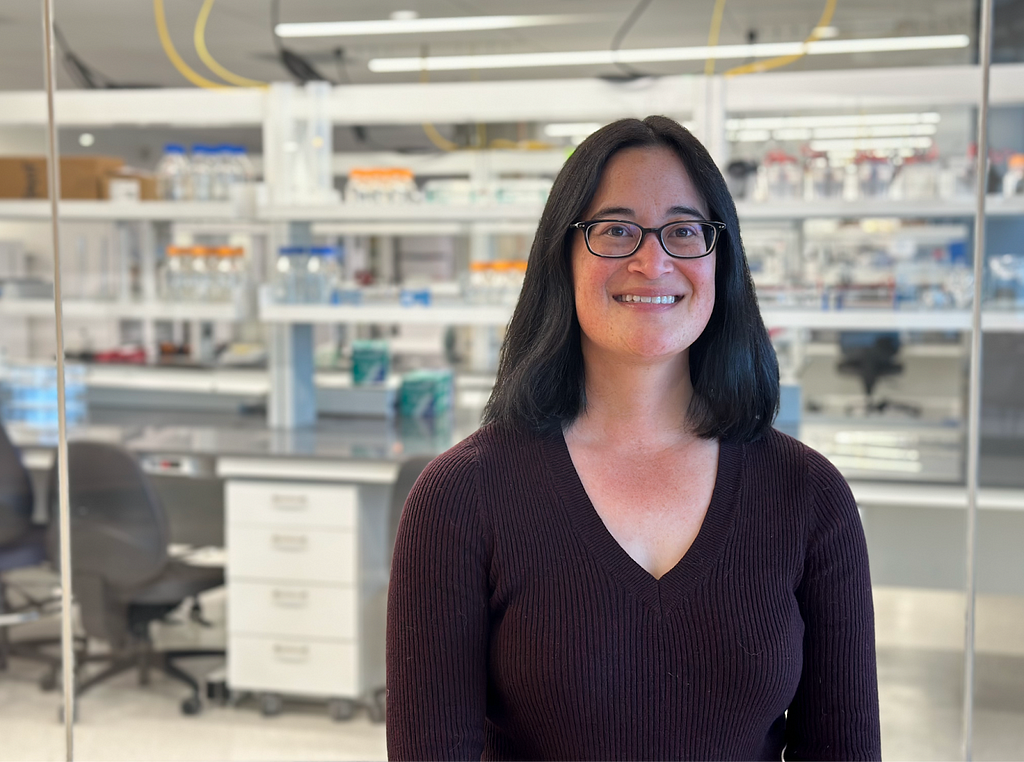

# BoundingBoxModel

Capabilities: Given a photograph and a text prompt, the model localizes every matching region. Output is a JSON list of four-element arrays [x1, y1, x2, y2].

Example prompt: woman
[[387, 116, 880, 761]]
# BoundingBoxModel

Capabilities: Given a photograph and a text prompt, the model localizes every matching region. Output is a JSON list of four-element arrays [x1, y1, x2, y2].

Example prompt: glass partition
[[3, 0, 1021, 759], [0, 1, 70, 756]]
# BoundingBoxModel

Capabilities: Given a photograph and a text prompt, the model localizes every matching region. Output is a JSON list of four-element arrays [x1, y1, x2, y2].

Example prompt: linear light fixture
[[730, 123, 940, 142], [368, 34, 969, 72], [808, 136, 935, 152], [726, 112, 941, 130], [276, 14, 586, 38]]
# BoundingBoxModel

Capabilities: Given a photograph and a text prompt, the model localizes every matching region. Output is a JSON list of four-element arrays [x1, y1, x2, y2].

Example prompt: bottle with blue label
[[274, 245, 341, 304]]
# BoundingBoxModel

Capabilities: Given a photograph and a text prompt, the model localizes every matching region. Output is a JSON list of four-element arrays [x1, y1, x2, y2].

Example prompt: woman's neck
[[569, 343, 696, 450]]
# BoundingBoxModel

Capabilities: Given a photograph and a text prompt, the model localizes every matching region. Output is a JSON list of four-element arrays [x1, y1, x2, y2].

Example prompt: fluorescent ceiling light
[[368, 34, 969, 72], [276, 14, 586, 38], [730, 123, 939, 142], [810, 124, 938, 139], [726, 112, 941, 130], [808, 136, 934, 152], [544, 122, 603, 137]]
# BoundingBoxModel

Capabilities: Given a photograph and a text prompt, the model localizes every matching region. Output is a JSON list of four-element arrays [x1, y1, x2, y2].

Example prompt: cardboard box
[[60, 156, 125, 199], [0, 155, 125, 199], [0, 157, 48, 198], [100, 172, 158, 201]]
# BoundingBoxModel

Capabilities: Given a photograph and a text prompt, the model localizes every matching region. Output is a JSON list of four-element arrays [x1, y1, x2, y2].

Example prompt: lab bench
[[9, 404, 1024, 709]]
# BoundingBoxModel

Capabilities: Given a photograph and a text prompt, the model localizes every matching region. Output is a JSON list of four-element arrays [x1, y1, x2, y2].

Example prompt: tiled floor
[[1, 586, 1023, 761]]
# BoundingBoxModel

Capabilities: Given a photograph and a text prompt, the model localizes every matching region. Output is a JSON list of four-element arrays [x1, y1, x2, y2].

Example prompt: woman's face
[[572, 145, 717, 365]]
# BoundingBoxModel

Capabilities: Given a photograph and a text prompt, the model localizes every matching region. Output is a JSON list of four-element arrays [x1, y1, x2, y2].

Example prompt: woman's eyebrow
[[667, 205, 707, 219], [589, 204, 708, 220], [590, 205, 635, 218]]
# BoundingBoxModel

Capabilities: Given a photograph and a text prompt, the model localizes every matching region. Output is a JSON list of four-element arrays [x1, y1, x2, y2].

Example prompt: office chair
[[837, 331, 921, 417], [0, 421, 63, 682], [46, 440, 225, 718]]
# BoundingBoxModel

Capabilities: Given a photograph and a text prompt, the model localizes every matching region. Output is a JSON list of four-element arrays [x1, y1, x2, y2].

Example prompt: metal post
[[963, 0, 995, 757], [268, 221, 317, 428], [40, 0, 75, 756]]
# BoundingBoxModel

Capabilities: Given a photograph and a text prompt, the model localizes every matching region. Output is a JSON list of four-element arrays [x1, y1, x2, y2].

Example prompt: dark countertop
[[12, 406, 482, 464]]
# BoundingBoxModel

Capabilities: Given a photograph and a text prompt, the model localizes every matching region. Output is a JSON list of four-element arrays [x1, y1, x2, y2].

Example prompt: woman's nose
[[626, 232, 674, 279]]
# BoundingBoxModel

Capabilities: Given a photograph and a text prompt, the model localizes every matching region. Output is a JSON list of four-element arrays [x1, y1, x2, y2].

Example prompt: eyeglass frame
[[570, 218, 727, 260]]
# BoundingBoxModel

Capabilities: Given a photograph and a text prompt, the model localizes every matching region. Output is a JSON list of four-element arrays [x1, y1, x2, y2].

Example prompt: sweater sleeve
[[784, 450, 882, 761], [386, 440, 492, 761]]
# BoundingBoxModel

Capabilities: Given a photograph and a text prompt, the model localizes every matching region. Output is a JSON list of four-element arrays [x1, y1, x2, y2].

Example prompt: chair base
[[69, 639, 225, 719], [845, 396, 923, 418]]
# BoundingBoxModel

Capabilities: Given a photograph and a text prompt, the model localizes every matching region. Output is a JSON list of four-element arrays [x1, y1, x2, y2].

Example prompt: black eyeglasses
[[570, 219, 726, 259]]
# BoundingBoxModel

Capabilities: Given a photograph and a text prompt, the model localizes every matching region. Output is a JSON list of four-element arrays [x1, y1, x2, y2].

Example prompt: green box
[[351, 340, 390, 386]]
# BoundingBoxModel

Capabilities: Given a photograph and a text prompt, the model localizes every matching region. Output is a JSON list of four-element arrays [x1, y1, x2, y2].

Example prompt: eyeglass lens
[[586, 221, 715, 258]]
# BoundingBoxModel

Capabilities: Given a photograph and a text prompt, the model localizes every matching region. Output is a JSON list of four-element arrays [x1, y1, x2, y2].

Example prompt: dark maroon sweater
[[387, 424, 880, 761]]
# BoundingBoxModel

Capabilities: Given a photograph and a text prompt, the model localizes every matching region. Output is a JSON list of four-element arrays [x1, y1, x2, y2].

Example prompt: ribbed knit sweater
[[386, 424, 880, 761]]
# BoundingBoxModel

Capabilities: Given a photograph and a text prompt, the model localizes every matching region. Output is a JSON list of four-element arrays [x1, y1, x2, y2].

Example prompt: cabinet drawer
[[228, 635, 359, 697], [226, 481, 357, 529], [228, 525, 356, 583], [229, 582, 357, 640]]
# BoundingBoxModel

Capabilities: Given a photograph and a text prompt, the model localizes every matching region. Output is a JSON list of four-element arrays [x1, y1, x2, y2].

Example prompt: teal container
[[351, 340, 390, 386], [399, 369, 453, 419]]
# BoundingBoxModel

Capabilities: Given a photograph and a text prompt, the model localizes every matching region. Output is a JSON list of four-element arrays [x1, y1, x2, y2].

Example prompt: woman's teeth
[[617, 294, 677, 304]]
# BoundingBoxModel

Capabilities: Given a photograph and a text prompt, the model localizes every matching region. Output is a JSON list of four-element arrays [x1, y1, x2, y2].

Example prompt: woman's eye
[[668, 224, 700, 238], [603, 225, 631, 237]]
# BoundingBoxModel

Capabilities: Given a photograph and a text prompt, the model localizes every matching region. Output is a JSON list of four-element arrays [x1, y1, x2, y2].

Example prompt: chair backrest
[[837, 331, 903, 395], [838, 331, 901, 362], [46, 441, 169, 592], [388, 455, 434, 559], [0, 421, 33, 548]]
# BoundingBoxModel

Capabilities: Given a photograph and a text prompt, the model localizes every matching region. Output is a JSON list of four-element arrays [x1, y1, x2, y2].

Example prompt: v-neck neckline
[[540, 429, 744, 615]]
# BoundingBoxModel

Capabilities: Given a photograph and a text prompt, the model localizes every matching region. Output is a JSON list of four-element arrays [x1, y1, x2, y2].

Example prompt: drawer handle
[[271, 534, 309, 552], [271, 494, 308, 511], [271, 589, 309, 608], [272, 643, 309, 663]]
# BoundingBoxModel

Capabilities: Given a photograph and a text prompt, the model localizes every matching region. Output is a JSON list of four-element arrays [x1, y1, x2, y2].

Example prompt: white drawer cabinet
[[230, 581, 358, 640], [225, 478, 390, 712], [226, 481, 357, 529], [228, 525, 357, 584], [229, 635, 360, 697]]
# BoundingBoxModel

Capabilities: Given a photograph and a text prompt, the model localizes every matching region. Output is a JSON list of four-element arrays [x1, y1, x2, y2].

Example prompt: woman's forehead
[[588, 145, 708, 219]]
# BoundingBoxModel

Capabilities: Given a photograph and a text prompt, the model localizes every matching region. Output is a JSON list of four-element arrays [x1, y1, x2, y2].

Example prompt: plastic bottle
[[156, 144, 192, 201], [1003, 154, 1024, 197], [190, 145, 214, 202], [233, 145, 256, 183], [187, 246, 212, 301], [307, 246, 341, 303], [274, 246, 306, 304], [210, 246, 244, 301], [754, 150, 802, 202], [854, 153, 895, 200], [211, 145, 233, 201], [163, 246, 189, 299]]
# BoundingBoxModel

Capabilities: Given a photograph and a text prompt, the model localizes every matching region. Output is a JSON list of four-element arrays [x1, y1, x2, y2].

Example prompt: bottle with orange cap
[[1004, 154, 1024, 198]]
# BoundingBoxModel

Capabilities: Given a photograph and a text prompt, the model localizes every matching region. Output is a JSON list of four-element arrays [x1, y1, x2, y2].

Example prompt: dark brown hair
[[483, 116, 779, 442]]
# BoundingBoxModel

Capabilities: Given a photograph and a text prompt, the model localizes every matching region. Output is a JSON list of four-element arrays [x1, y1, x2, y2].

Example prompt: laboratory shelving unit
[[1, 61, 1024, 425]]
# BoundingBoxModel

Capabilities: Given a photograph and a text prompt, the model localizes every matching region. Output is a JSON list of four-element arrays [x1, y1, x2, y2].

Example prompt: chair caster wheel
[[328, 698, 355, 722], [207, 680, 229, 706], [260, 693, 283, 717], [181, 696, 202, 715]]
